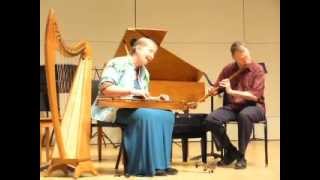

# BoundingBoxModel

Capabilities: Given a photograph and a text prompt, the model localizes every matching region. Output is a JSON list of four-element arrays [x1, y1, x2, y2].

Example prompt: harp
[[44, 9, 97, 177]]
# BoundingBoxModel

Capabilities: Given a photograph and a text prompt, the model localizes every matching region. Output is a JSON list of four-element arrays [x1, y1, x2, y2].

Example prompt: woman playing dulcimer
[[91, 37, 178, 177]]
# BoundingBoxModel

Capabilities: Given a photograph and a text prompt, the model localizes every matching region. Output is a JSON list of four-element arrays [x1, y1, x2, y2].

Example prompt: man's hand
[[219, 79, 233, 94], [208, 86, 219, 96]]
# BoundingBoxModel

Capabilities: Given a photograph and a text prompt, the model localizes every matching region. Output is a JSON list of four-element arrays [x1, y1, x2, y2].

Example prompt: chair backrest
[[40, 66, 49, 112], [258, 62, 268, 74], [91, 80, 100, 105], [40, 92, 50, 112], [41, 65, 76, 112]]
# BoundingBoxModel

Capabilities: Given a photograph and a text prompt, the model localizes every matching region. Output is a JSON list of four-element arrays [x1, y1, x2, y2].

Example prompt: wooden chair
[[90, 70, 120, 150], [40, 117, 52, 164], [224, 119, 268, 166], [40, 72, 53, 165], [91, 79, 127, 171], [40, 63, 77, 170]]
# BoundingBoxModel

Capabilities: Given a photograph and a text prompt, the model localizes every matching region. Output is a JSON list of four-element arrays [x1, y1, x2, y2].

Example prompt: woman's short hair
[[130, 37, 157, 54]]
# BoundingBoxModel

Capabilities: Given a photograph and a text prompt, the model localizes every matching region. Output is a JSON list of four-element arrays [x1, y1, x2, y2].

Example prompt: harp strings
[[55, 49, 78, 117]]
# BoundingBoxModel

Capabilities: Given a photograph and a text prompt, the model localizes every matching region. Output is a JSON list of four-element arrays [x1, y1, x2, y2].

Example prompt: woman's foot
[[165, 168, 178, 175], [155, 169, 167, 176]]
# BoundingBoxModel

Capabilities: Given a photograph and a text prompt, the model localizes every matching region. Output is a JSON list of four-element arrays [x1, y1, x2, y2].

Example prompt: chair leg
[[123, 142, 128, 174], [91, 131, 98, 139], [40, 126, 43, 164], [264, 123, 268, 166], [201, 134, 207, 163], [210, 131, 214, 152], [45, 127, 50, 162], [115, 142, 122, 170], [182, 138, 188, 162], [97, 126, 103, 161], [170, 140, 173, 163], [210, 131, 223, 159], [49, 129, 55, 147], [103, 132, 119, 148], [48, 128, 54, 160], [252, 125, 256, 140], [221, 123, 227, 158], [121, 128, 128, 174], [41, 127, 49, 147], [101, 132, 108, 148], [90, 123, 95, 139]]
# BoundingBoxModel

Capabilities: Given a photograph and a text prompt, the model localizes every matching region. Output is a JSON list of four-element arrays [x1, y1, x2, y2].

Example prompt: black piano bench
[[172, 113, 208, 163]]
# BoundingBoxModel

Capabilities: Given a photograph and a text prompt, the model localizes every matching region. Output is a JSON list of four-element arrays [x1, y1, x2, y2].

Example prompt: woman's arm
[[100, 81, 149, 98]]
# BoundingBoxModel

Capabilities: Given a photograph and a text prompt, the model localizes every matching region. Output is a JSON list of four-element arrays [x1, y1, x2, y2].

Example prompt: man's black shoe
[[234, 157, 247, 169], [217, 148, 241, 166], [165, 168, 178, 175]]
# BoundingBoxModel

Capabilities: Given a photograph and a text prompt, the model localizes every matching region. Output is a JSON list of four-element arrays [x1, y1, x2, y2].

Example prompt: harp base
[[45, 159, 98, 178]]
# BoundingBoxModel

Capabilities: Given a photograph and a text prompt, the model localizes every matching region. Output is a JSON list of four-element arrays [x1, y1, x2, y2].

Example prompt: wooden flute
[[198, 66, 247, 102]]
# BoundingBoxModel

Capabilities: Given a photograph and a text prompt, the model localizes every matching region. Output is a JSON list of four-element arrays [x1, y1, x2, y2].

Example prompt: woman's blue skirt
[[115, 108, 174, 176]]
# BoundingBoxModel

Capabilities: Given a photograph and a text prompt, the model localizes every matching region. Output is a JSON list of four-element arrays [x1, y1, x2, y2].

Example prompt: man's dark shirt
[[213, 61, 265, 113]]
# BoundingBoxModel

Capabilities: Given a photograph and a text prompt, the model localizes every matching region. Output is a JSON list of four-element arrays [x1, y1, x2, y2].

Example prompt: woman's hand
[[159, 94, 170, 101], [130, 89, 150, 98]]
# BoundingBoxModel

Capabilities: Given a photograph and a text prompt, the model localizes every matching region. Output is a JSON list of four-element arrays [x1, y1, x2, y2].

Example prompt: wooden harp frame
[[43, 8, 97, 177]]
